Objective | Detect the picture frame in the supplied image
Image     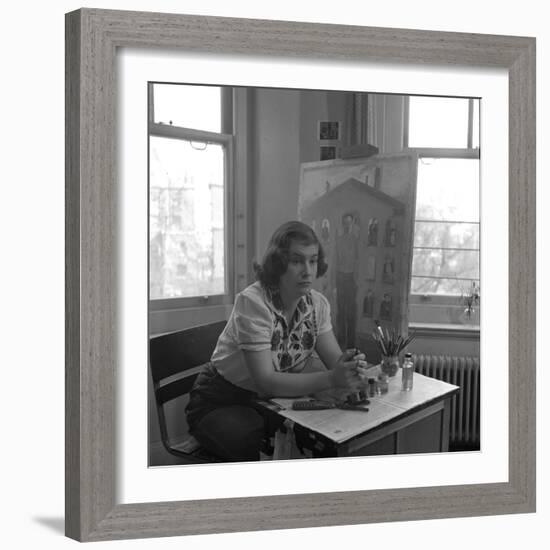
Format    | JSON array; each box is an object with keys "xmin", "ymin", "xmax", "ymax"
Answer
[
  {"xmin": 65, "ymin": 8, "xmax": 536, "ymax": 542},
  {"xmin": 318, "ymin": 120, "xmax": 341, "ymax": 141},
  {"xmin": 320, "ymin": 145, "xmax": 337, "ymax": 160}
]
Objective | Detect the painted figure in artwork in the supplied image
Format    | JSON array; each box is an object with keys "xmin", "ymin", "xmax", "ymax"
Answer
[
  {"xmin": 384, "ymin": 218, "xmax": 397, "ymax": 247},
  {"xmin": 382, "ymin": 255, "xmax": 395, "ymax": 284},
  {"xmin": 367, "ymin": 217, "xmax": 379, "ymax": 246},
  {"xmin": 335, "ymin": 212, "xmax": 359, "ymax": 349},
  {"xmin": 379, "ymin": 292, "xmax": 393, "ymax": 321},
  {"xmin": 321, "ymin": 218, "xmax": 330, "ymax": 242},
  {"xmin": 363, "ymin": 289, "xmax": 374, "ymax": 317}
]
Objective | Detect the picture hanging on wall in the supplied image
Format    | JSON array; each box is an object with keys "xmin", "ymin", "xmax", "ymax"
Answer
[
  {"xmin": 319, "ymin": 120, "xmax": 340, "ymax": 140},
  {"xmin": 320, "ymin": 146, "xmax": 337, "ymax": 161}
]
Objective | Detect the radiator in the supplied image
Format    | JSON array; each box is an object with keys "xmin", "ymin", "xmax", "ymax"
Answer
[{"xmin": 413, "ymin": 354, "xmax": 480, "ymax": 448}]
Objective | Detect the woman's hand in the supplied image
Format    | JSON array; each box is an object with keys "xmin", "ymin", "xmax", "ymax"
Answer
[{"xmin": 329, "ymin": 349, "xmax": 368, "ymax": 390}]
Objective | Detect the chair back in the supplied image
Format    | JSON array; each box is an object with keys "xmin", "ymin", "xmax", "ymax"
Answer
[
  {"xmin": 149, "ymin": 320, "xmax": 227, "ymax": 460},
  {"xmin": 149, "ymin": 320, "xmax": 227, "ymax": 404}
]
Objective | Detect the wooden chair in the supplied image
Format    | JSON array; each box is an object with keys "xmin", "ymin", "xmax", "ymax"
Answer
[{"xmin": 149, "ymin": 320, "xmax": 227, "ymax": 464}]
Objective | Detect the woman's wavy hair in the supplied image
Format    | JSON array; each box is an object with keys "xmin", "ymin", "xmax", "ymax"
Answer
[{"xmin": 254, "ymin": 221, "xmax": 328, "ymax": 289}]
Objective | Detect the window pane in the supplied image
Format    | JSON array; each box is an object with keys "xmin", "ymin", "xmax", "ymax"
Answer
[
  {"xmin": 153, "ymin": 84, "xmax": 221, "ymax": 132},
  {"xmin": 415, "ymin": 158, "xmax": 479, "ymax": 222},
  {"xmin": 414, "ymin": 221, "xmax": 479, "ymax": 249},
  {"xmin": 472, "ymin": 99, "xmax": 480, "ymax": 149},
  {"xmin": 149, "ymin": 136, "xmax": 225, "ymax": 299},
  {"xmin": 412, "ymin": 249, "xmax": 479, "ymax": 279},
  {"xmin": 408, "ymin": 96, "xmax": 469, "ymax": 148},
  {"xmin": 411, "ymin": 277, "xmax": 478, "ymax": 296}
]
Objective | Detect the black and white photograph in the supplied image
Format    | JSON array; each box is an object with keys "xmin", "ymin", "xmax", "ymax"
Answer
[
  {"xmin": 320, "ymin": 145, "xmax": 337, "ymax": 160},
  {"xmin": 3, "ymin": 0, "xmax": 540, "ymax": 547},
  {"xmin": 319, "ymin": 120, "xmax": 340, "ymax": 140},
  {"xmin": 148, "ymin": 83, "xmax": 481, "ymax": 466}
]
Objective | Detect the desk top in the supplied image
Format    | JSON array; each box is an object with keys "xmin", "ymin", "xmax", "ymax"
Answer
[{"xmin": 268, "ymin": 368, "xmax": 459, "ymax": 444}]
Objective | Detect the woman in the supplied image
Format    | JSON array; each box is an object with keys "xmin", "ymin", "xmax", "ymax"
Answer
[{"xmin": 186, "ymin": 221, "xmax": 367, "ymax": 462}]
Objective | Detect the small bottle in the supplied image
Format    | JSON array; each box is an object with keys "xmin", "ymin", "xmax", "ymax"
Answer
[
  {"xmin": 347, "ymin": 391, "xmax": 361, "ymax": 404},
  {"xmin": 377, "ymin": 373, "xmax": 389, "ymax": 395},
  {"xmin": 401, "ymin": 352, "xmax": 414, "ymax": 391},
  {"xmin": 367, "ymin": 378, "xmax": 377, "ymax": 398}
]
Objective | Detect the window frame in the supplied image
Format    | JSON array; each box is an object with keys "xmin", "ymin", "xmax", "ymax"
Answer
[
  {"xmin": 403, "ymin": 96, "xmax": 480, "ymax": 319},
  {"xmin": 148, "ymin": 83, "xmax": 235, "ymax": 310}
]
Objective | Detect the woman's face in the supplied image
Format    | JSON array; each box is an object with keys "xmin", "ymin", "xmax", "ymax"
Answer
[{"xmin": 278, "ymin": 240, "xmax": 319, "ymax": 301}]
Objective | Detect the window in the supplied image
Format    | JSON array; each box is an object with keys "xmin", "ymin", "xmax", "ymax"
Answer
[
  {"xmin": 148, "ymin": 83, "xmax": 233, "ymax": 307},
  {"xmin": 405, "ymin": 96, "xmax": 480, "ymax": 326}
]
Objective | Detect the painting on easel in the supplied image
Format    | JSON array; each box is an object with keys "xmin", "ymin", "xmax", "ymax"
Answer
[{"xmin": 299, "ymin": 154, "xmax": 417, "ymax": 362}]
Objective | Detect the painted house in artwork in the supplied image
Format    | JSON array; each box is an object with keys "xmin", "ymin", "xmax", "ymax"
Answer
[{"xmin": 301, "ymin": 177, "xmax": 408, "ymax": 361}]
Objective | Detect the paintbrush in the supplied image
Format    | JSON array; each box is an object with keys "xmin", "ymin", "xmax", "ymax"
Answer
[{"xmin": 372, "ymin": 320, "xmax": 416, "ymax": 357}]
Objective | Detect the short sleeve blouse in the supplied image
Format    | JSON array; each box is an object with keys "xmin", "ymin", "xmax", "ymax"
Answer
[{"xmin": 211, "ymin": 282, "xmax": 332, "ymax": 391}]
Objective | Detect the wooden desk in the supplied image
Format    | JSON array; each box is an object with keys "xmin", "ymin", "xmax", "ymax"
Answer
[{"xmin": 265, "ymin": 368, "xmax": 459, "ymax": 458}]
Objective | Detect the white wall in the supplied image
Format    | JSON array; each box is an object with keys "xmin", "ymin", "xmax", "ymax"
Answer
[
  {"xmin": 253, "ymin": 88, "xmax": 302, "ymax": 256},
  {"xmin": 4, "ymin": 1, "xmax": 547, "ymax": 550}
]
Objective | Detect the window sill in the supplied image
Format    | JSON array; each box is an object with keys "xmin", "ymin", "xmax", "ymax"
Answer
[
  {"xmin": 409, "ymin": 322, "xmax": 480, "ymax": 339},
  {"xmin": 149, "ymin": 296, "xmax": 231, "ymax": 311}
]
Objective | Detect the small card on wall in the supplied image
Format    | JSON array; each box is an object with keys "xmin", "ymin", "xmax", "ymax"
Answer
[
  {"xmin": 320, "ymin": 146, "xmax": 337, "ymax": 161},
  {"xmin": 318, "ymin": 120, "xmax": 340, "ymax": 140}
]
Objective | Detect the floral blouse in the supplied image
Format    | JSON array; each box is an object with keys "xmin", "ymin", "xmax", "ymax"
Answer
[{"xmin": 210, "ymin": 281, "xmax": 333, "ymax": 392}]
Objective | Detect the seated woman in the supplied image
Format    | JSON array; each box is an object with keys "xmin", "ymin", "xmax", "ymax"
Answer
[{"xmin": 186, "ymin": 221, "xmax": 367, "ymax": 462}]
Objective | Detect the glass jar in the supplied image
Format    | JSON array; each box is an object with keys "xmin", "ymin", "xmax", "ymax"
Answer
[
  {"xmin": 381, "ymin": 354, "xmax": 400, "ymax": 377},
  {"xmin": 376, "ymin": 373, "xmax": 389, "ymax": 394}
]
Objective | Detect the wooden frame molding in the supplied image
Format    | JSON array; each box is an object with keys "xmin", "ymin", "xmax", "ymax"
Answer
[{"xmin": 65, "ymin": 8, "xmax": 536, "ymax": 542}]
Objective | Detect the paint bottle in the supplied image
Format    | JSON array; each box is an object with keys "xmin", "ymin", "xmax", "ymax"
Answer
[
  {"xmin": 401, "ymin": 352, "xmax": 414, "ymax": 391},
  {"xmin": 367, "ymin": 378, "xmax": 377, "ymax": 398}
]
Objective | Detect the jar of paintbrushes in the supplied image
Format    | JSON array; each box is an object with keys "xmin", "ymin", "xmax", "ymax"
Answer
[{"xmin": 371, "ymin": 320, "xmax": 416, "ymax": 377}]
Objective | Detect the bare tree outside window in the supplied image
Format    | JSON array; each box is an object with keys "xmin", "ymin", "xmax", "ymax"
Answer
[
  {"xmin": 150, "ymin": 137, "xmax": 225, "ymax": 299},
  {"xmin": 149, "ymin": 84, "xmax": 230, "ymax": 303},
  {"xmin": 407, "ymin": 97, "xmax": 480, "ymax": 300},
  {"xmin": 411, "ymin": 157, "xmax": 479, "ymax": 295}
]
